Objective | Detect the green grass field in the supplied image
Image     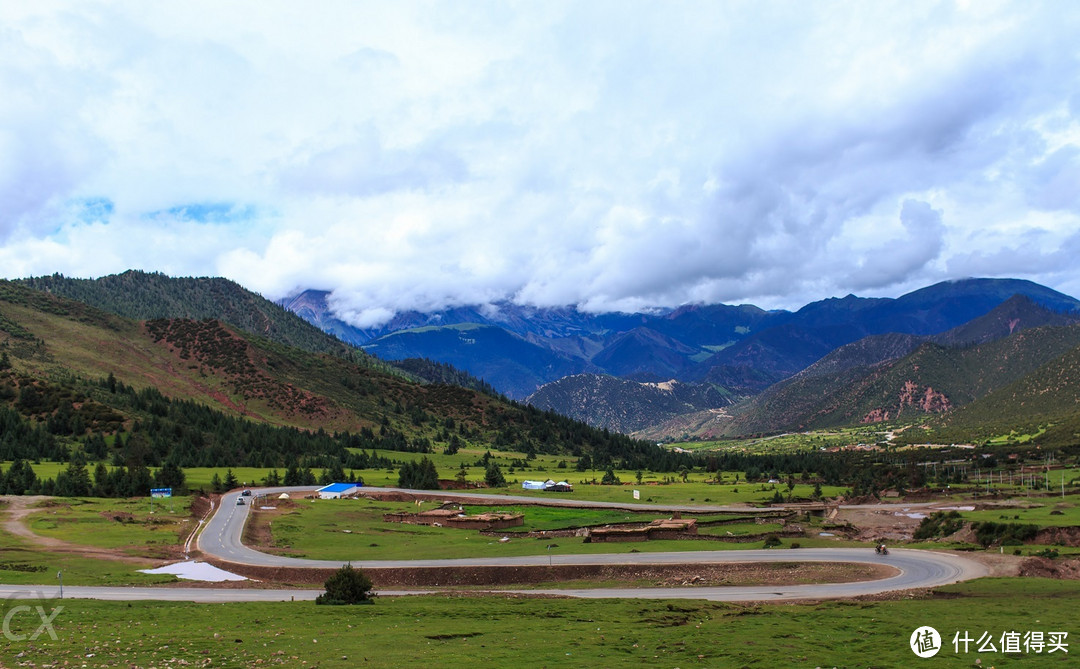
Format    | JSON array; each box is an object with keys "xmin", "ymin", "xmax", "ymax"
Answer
[
  {"xmin": 5, "ymin": 455, "xmax": 848, "ymax": 508},
  {"xmin": 697, "ymin": 521, "xmax": 785, "ymax": 537},
  {"xmin": 455, "ymin": 504, "xmax": 749, "ymax": 532},
  {"xmin": 250, "ymin": 498, "xmax": 819, "ymax": 561},
  {"xmin": 25, "ymin": 496, "xmax": 194, "ymax": 557},
  {"xmin": 3, "ymin": 578, "xmax": 1076, "ymax": 667},
  {"xmin": 0, "ymin": 496, "xmax": 194, "ymax": 586},
  {"xmin": 677, "ymin": 426, "xmax": 888, "ymax": 453},
  {"xmin": 0, "ymin": 529, "xmax": 177, "ymax": 587},
  {"xmin": 960, "ymin": 500, "xmax": 1080, "ymax": 527}
]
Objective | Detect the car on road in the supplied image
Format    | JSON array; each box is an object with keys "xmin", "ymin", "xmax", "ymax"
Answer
[
  {"xmin": 236, "ymin": 497, "xmax": 245, "ymax": 505},
  {"xmin": 241, "ymin": 489, "xmax": 252, "ymax": 496}
]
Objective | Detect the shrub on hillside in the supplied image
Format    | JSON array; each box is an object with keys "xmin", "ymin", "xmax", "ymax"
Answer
[
  {"xmin": 315, "ymin": 563, "xmax": 374, "ymax": 605},
  {"xmin": 972, "ymin": 521, "xmax": 1038, "ymax": 548},
  {"xmin": 913, "ymin": 511, "xmax": 965, "ymax": 541}
]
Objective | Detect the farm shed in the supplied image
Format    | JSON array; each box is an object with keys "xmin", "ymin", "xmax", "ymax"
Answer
[{"xmin": 316, "ymin": 482, "xmax": 363, "ymax": 499}]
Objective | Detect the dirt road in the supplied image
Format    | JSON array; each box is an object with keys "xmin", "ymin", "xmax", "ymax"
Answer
[{"xmin": 0, "ymin": 495, "xmax": 156, "ymax": 565}]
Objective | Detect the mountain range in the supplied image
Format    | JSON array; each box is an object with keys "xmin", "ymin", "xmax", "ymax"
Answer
[
  {"xmin": 15, "ymin": 272, "xmax": 1080, "ymax": 447},
  {"xmin": 277, "ymin": 278, "xmax": 1080, "ymax": 440},
  {"xmin": 281, "ymin": 279, "xmax": 1080, "ymax": 397},
  {"xmin": 0, "ymin": 277, "xmax": 673, "ymax": 472}
]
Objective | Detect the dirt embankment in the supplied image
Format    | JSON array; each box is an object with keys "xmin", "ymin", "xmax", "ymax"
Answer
[
  {"xmin": 190, "ymin": 494, "xmax": 215, "ymax": 521},
  {"xmin": 205, "ymin": 558, "xmax": 897, "ymax": 589},
  {"xmin": 239, "ymin": 498, "xmax": 305, "ymax": 556},
  {"xmin": 1018, "ymin": 556, "xmax": 1080, "ymax": 579},
  {"xmin": 1034, "ymin": 526, "xmax": 1080, "ymax": 547}
]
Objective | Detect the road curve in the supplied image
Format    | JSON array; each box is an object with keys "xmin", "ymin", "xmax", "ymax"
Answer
[
  {"xmin": 0, "ymin": 544, "xmax": 986, "ymax": 603},
  {"xmin": 187, "ymin": 486, "xmax": 988, "ymax": 602}
]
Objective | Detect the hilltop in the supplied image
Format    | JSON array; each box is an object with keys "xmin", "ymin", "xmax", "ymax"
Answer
[
  {"xmin": 15, "ymin": 271, "xmax": 488, "ymax": 390},
  {"xmin": 18, "ymin": 271, "xmax": 357, "ymax": 359}
]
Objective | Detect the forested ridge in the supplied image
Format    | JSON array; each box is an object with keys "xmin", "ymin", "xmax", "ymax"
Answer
[
  {"xmin": 0, "ymin": 279, "xmax": 705, "ymax": 495},
  {"xmin": 719, "ymin": 323, "xmax": 1080, "ymax": 444},
  {"xmin": 13, "ymin": 271, "xmax": 488, "ymax": 388},
  {"xmin": 6, "ymin": 362, "xmax": 1075, "ymax": 499},
  {"xmin": 16, "ymin": 271, "xmax": 359, "ymax": 359}
]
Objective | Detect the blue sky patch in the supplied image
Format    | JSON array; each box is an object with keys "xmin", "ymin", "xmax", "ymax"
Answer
[
  {"xmin": 147, "ymin": 202, "xmax": 258, "ymax": 224},
  {"xmin": 73, "ymin": 197, "xmax": 115, "ymax": 223}
]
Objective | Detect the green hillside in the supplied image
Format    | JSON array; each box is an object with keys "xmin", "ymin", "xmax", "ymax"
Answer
[
  {"xmin": 17, "ymin": 271, "xmax": 356, "ymax": 357},
  {"xmin": 724, "ymin": 324, "xmax": 1080, "ymax": 438},
  {"xmin": 0, "ymin": 281, "xmax": 680, "ymax": 481},
  {"xmin": 910, "ymin": 340, "xmax": 1080, "ymax": 447},
  {"xmin": 16, "ymin": 271, "xmax": 517, "ymax": 394}
]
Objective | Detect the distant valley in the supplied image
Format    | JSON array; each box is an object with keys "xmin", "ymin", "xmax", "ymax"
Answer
[{"xmin": 279, "ymin": 279, "xmax": 1080, "ymax": 442}]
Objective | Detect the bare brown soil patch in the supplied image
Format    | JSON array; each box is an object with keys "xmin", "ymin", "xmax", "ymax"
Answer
[
  {"xmin": 835, "ymin": 506, "xmax": 926, "ymax": 541},
  {"xmin": 1034, "ymin": 526, "xmax": 1080, "ymax": 547},
  {"xmin": 189, "ymin": 494, "xmax": 215, "ymax": 521},
  {"xmin": 242, "ymin": 508, "xmax": 284, "ymax": 553},
  {"xmin": 1018, "ymin": 556, "xmax": 1080, "ymax": 579},
  {"xmin": 956, "ymin": 551, "xmax": 1025, "ymax": 577}
]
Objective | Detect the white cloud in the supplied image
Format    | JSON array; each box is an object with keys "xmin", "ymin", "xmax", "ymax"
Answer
[{"xmin": 0, "ymin": 0, "xmax": 1078, "ymax": 323}]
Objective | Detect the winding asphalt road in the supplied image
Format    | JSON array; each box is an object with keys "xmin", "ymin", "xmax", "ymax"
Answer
[
  {"xmin": 197, "ymin": 486, "xmax": 986, "ymax": 600},
  {"xmin": 0, "ymin": 487, "xmax": 988, "ymax": 603}
]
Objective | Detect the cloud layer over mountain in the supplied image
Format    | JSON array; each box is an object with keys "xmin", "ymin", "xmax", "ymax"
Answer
[{"xmin": 1, "ymin": 1, "xmax": 1078, "ymax": 325}]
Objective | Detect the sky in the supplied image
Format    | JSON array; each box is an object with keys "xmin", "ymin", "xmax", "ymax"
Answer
[{"xmin": 1, "ymin": 1, "xmax": 1079, "ymax": 327}]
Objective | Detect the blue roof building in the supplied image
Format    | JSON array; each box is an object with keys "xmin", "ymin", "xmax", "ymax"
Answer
[{"xmin": 316, "ymin": 482, "xmax": 362, "ymax": 499}]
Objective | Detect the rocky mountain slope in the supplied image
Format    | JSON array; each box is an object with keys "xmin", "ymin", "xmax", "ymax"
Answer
[{"xmin": 526, "ymin": 375, "xmax": 736, "ymax": 433}]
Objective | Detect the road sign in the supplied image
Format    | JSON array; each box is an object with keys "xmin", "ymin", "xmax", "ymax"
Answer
[{"xmin": 150, "ymin": 488, "xmax": 172, "ymax": 498}]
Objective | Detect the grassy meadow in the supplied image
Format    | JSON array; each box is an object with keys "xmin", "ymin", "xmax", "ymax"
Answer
[
  {"xmin": 6, "ymin": 448, "xmax": 849, "ymax": 506},
  {"xmin": 247, "ymin": 497, "xmax": 818, "ymax": 561},
  {"xmin": 673, "ymin": 426, "xmax": 888, "ymax": 453},
  {"xmin": 0, "ymin": 529, "xmax": 177, "ymax": 587},
  {"xmin": 26, "ymin": 495, "xmax": 194, "ymax": 555},
  {"xmin": 2, "ymin": 579, "xmax": 1077, "ymax": 667}
]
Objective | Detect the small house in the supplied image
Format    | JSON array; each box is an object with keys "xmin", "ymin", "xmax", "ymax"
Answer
[{"xmin": 316, "ymin": 482, "xmax": 362, "ymax": 499}]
